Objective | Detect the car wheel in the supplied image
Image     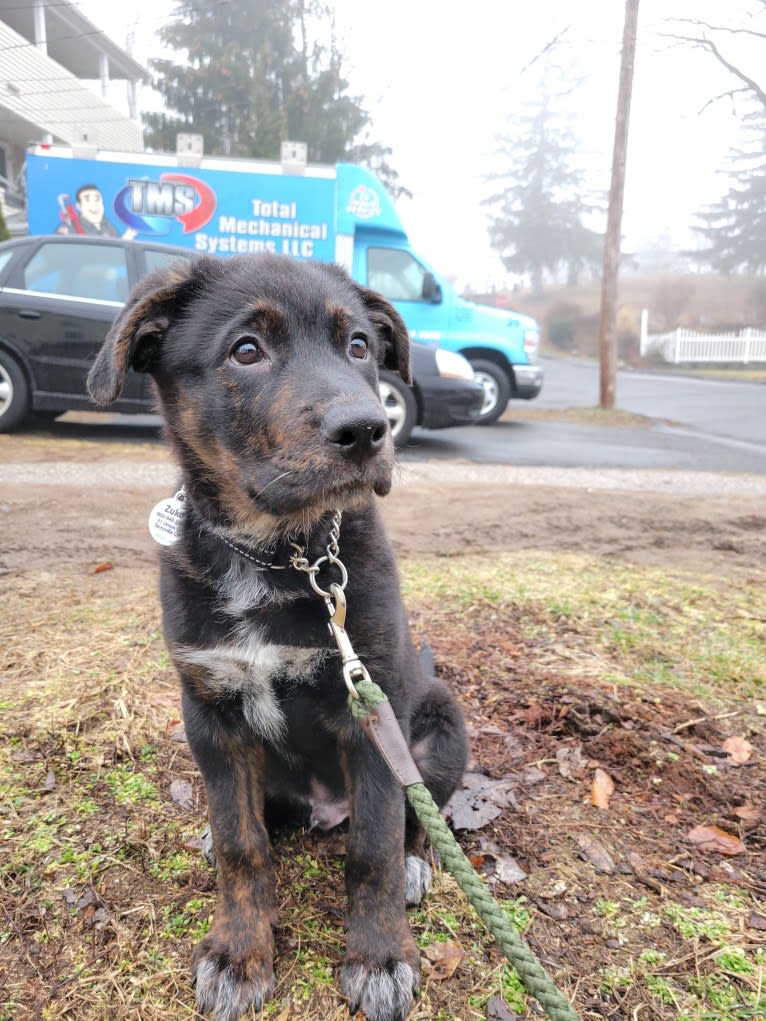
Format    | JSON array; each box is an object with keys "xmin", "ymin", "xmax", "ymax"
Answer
[
  {"xmin": 469, "ymin": 358, "xmax": 511, "ymax": 425},
  {"xmin": 378, "ymin": 372, "xmax": 417, "ymax": 447},
  {"xmin": 0, "ymin": 351, "xmax": 31, "ymax": 433}
]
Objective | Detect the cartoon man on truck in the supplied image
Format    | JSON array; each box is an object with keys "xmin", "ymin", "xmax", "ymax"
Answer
[{"xmin": 55, "ymin": 183, "xmax": 121, "ymax": 236}]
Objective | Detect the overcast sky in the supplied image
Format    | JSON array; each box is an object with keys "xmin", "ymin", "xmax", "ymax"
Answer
[{"xmin": 81, "ymin": 0, "xmax": 761, "ymax": 290}]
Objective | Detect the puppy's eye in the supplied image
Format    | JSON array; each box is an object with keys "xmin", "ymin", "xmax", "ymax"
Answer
[
  {"xmin": 348, "ymin": 335, "xmax": 368, "ymax": 360},
  {"xmin": 230, "ymin": 337, "xmax": 267, "ymax": 366}
]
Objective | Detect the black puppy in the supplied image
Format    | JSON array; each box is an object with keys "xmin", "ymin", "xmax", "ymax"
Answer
[{"xmin": 88, "ymin": 253, "xmax": 468, "ymax": 1021}]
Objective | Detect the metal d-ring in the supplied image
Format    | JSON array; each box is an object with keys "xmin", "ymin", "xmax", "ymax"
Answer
[{"xmin": 304, "ymin": 554, "xmax": 348, "ymax": 601}]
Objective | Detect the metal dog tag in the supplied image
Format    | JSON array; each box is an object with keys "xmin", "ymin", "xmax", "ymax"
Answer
[{"xmin": 148, "ymin": 490, "xmax": 186, "ymax": 546}]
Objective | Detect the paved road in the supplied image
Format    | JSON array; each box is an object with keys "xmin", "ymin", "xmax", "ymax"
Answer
[
  {"xmin": 537, "ymin": 357, "xmax": 766, "ymax": 445},
  {"xmin": 403, "ymin": 358, "xmax": 766, "ymax": 473},
  {"xmin": 405, "ymin": 417, "xmax": 766, "ymax": 473}
]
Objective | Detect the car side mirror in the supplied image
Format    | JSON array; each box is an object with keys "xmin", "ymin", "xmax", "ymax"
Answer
[{"xmin": 422, "ymin": 272, "xmax": 442, "ymax": 304}]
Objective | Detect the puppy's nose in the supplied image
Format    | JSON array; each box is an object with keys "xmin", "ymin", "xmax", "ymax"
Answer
[{"xmin": 323, "ymin": 404, "xmax": 389, "ymax": 461}]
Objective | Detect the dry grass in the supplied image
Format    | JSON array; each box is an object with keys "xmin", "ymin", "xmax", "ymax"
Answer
[{"xmin": 501, "ymin": 405, "xmax": 654, "ymax": 428}]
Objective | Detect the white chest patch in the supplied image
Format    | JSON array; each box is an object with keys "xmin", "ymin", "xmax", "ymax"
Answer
[
  {"xmin": 173, "ymin": 633, "xmax": 327, "ymax": 743},
  {"xmin": 216, "ymin": 554, "xmax": 301, "ymax": 615}
]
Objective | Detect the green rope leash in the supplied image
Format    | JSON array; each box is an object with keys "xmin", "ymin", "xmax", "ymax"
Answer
[
  {"xmin": 288, "ymin": 533, "xmax": 580, "ymax": 1020},
  {"xmin": 349, "ymin": 675, "xmax": 582, "ymax": 1021}
]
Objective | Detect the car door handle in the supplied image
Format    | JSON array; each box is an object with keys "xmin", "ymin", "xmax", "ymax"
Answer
[{"xmin": 17, "ymin": 309, "xmax": 42, "ymax": 320}]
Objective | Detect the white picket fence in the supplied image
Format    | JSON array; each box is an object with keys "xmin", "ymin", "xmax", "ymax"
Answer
[{"xmin": 639, "ymin": 309, "xmax": 766, "ymax": 364}]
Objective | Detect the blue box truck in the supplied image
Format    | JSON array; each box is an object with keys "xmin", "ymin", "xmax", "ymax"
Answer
[{"xmin": 25, "ymin": 145, "xmax": 542, "ymax": 423}]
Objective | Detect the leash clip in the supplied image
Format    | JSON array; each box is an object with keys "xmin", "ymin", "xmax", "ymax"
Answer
[{"xmin": 326, "ymin": 584, "xmax": 369, "ymax": 700}]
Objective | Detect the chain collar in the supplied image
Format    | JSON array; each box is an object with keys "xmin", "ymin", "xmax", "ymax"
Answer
[{"xmin": 208, "ymin": 510, "xmax": 343, "ymax": 574}]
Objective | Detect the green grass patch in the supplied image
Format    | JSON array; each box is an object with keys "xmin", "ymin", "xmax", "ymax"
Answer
[{"xmin": 401, "ymin": 551, "xmax": 766, "ymax": 700}]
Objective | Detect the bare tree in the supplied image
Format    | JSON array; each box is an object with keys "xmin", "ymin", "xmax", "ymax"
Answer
[
  {"xmin": 660, "ymin": 4, "xmax": 766, "ymax": 112},
  {"xmin": 662, "ymin": 6, "xmax": 766, "ymax": 277}
]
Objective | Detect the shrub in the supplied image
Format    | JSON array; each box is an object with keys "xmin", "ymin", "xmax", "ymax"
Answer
[{"xmin": 544, "ymin": 302, "xmax": 583, "ymax": 351}]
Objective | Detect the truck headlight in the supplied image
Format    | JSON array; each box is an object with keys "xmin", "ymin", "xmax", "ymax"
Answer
[
  {"xmin": 435, "ymin": 348, "xmax": 475, "ymax": 380},
  {"xmin": 523, "ymin": 328, "xmax": 540, "ymax": 359}
]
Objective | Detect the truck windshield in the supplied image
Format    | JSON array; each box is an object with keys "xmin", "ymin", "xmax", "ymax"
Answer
[{"xmin": 367, "ymin": 247, "xmax": 430, "ymax": 302}]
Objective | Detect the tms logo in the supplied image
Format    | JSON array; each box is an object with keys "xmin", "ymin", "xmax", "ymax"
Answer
[{"xmin": 114, "ymin": 174, "xmax": 216, "ymax": 236}]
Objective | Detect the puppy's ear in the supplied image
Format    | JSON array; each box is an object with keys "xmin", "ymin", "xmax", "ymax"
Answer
[
  {"xmin": 87, "ymin": 261, "xmax": 197, "ymax": 405},
  {"xmin": 356, "ymin": 287, "xmax": 412, "ymax": 385}
]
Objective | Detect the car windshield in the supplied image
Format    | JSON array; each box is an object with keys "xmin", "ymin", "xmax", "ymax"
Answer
[{"xmin": 367, "ymin": 247, "xmax": 429, "ymax": 302}]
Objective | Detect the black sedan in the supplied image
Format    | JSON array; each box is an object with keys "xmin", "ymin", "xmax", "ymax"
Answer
[{"xmin": 0, "ymin": 235, "xmax": 484, "ymax": 443}]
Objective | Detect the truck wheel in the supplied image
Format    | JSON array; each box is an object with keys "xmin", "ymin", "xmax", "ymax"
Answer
[
  {"xmin": 0, "ymin": 351, "xmax": 31, "ymax": 433},
  {"xmin": 379, "ymin": 372, "xmax": 417, "ymax": 447},
  {"xmin": 470, "ymin": 358, "xmax": 511, "ymax": 425}
]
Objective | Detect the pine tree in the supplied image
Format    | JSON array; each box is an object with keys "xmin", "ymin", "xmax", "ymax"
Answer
[
  {"xmin": 484, "ymin": 93, "xmax": 602, "ymax": 295},
  {"xmin": 692, "ymin": 117, "xmax": 766, "ymax": 273},
  {"xmin": 143, "ymin": 0, "xmax": 407, "ymax": 193}
]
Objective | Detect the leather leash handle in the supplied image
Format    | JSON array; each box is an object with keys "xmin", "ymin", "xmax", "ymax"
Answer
[{"xmin": 355, "ymin": 698, "xmax": 424, "ymax": 788}]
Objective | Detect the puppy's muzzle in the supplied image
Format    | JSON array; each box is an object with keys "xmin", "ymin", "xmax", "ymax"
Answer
[{"xmin": 323, "ymin": 403, "xmax": 390, "ymax": 463}]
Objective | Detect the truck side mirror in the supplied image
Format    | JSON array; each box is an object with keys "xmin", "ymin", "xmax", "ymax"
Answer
[{"xmin": 422, "ymin": 272, "xmax": 442, "ymax": 304}]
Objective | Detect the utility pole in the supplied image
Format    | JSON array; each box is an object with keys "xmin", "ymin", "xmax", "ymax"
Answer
[{"xmin": 599, "ymin": 0, "xmax": 640, "ymax": 408}]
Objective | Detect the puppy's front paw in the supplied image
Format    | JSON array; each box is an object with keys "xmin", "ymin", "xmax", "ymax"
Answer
[
  {"xmin": 193, "ymin": 938, "xmax": 275, "ymax": 1021},
  {"xmin": 199, "ymin": 824, "xmax": 216, "ymax": 866},
  {"xmin": 404, "ymin": 854, "xmax": 432, "ymax": 907},
  {"xmin": 341, "ymin": 958, "xmax": 420, "ymax": 1021}
]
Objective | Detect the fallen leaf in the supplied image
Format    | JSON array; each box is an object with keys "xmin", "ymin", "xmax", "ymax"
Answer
[
  {"xmin": 43, "ymin": 770, "xmax": 56, "ymax": 791},
  {"xmin": 170, "ymin": 779, "xmax": 194, "ymax": 811},
  {"xmin": 521, "ymin": 765, "xmax": 547, "ymax": 785},
  {"xmin": 445, "ymin": 773, "xmax": 517, "ymax": 831},
  {"xmin": 470, "ymin": 851, "xmax": 496, "ymax": 869},
  {"xmin": 493, "ymin": 855, "xmax": 527, "ymax": 885},
  {"xmin": 556, "ymin": 744, "xmax": 585, "ymax": 779},
  {"xmin": 93, "ymin": 561, "xmax": 113, "ymax": 574},
  {"xmin": 687, "ymin": 824, "xmax": 746, "ymax": 856},
  {"xmin": 479, "ymin": 836, "xmax": 502, "ymax": 854},
  {"xmin": 628, "ymin": 851, "xmax": 663, "ymax": 894},
  {"xmin": 591, "ymin": 768, "xmax": 615, "ymax": 810},
  {"xmin": 537, "ymin": 900, "xmax": 569, "ymax": 921},
  {"xmin": 748, "ymin": 912, "xmax": 766, "ymax": 931},
  {"xmin": 423, "ymin": 939, "xmax": 465, "ymax": 981},
  {"xmin": 487, "ymin": 994, "xmax": 517, "ymax": 1020},
  {"xmin": 149, "ymin": 692, "xmax": 180, "ymax": 708},
  {"xmin": 76, "ymin": 888, "xmax": 97, "ymax": 913},
  {"xmin": 722, "ymin": 736, "xmax": 753, "ymax": 765},
  {"xmin": 573, "ymin": 833, "xmax": 616, "ymax": 874},
  {"xmin": 731, "ymin": 803, "xmax": 760, "ymax": 827},
  {"xmin": 522, "ymin": 702, "xmax": 545, "ymax": 726}
]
